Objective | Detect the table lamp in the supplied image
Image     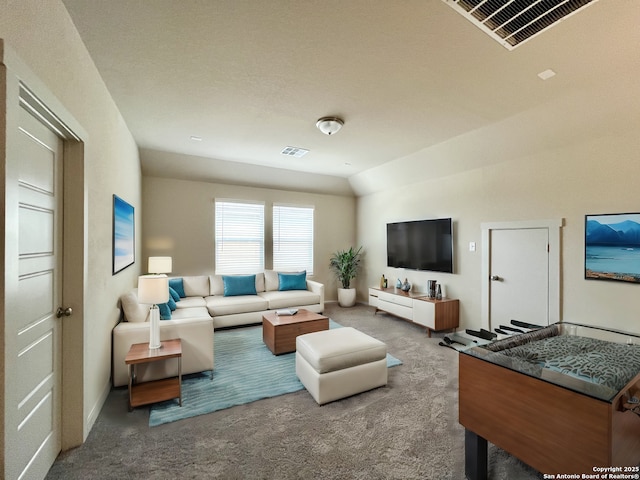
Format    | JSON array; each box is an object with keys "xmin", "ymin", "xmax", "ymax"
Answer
[
  {"xmin": 148, "ymin": 256, "xmax": 172, "ymax": 275},
  {"xmin": 137, "ymin": 274, "xmax": 169, "ymax": 349}
]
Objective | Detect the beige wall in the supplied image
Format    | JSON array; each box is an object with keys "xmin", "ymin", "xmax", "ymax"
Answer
[
  {"xmin": 356, "ymin": 130, "xmax": 640, "ymax": 335},
  {"xmin": 142, "ymin": 176, "xmax": 356, "ymax": 299},
  {"xmin": 0, "ymin": 0, "xmax": 141, "ymax": 456}
]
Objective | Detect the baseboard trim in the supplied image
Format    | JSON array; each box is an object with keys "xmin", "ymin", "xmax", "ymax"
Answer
[{"xmin": 84, "ymin": 378, "xmax": 112, "ymax": 442}]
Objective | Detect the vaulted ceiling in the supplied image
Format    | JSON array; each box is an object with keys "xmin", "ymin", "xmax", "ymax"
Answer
[{"xmin": 62, "ymin": 0, "xmax": 640, "ymax": 196}]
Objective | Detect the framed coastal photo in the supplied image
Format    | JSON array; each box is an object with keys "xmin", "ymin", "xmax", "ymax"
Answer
[
  {"xmin": 585, "ymin": 212, "xmax": 640, "ymax": 284},
  {"xmin": 112, "ymin": 195, "xmax": 135, "ymax": 275}
]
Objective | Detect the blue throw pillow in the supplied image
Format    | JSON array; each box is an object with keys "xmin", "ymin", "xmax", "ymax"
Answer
[
  {"xmin": 223, "ymin": 275, "xmax": 257, "ymax": 297},
  {"xmin": 168, "ymin": 286, "xmax": 181, "ymax": 302},
  {"xmin": 168, "ymin": 278, "xmax": 185, "ymax": 298},
  {"xmin": 167, "ymin": 296, "xmax": 177, "ymax": 311},
  {"xmin": 278, "ymin": 271, "xmax": 307, "ymax": 291},
  {"xmin": 158, "ymin": 303, "xmax": 172, "ymax": 320}
]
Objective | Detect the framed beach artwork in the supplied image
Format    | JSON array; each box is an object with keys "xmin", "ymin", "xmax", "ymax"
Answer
[
  {"xmin": 585, "ymin": 212, "xmax": 640, "ymax": 284},
  {"xmin": 112, "ymin": 195, "xmax": 135, "ymax": 275}
]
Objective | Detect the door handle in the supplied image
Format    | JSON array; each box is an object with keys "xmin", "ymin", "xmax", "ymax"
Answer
[
  {"xmin": 56, "ymin": 306, "xmax": 73, "ymax": 318},
  {"xmin": 490, "ymin": 275, "xmax": 502, "ymax": 281}
]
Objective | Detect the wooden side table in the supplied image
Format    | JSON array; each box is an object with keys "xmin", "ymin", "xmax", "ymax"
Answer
[{"xmin": 125, "ymin": 338, "xmax": 182, "ymax": 411}]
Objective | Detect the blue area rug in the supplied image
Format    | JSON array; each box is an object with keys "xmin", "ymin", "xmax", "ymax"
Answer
[{"xmin": 149, "ymin": 320, "xmax": 402, "ymax": 426}]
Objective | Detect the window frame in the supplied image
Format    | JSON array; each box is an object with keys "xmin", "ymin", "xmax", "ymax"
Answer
[
  {"xmin": 214, "ymin": 199, "xmax": 265, "ymax": 275},
  {"xmin": 272, "ymin": 203, "xmax": 314, "ymax": 275}
]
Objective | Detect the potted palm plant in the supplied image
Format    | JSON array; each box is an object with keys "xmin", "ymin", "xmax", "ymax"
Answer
[{"xmin": 329, "ymin": 246, "xmax": 363, "ymax": 307}]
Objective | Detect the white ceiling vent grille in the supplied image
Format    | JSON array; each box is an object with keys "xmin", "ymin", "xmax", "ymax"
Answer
[
  {"xmin": 281, "ymin": 146, "xmax": 309, "ymax": 158},
  {"xmin": 443, "ymin": 0, "xmax": 599, "ymax": 50}
]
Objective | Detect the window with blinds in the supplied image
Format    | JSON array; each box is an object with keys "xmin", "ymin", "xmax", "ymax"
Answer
[
  {"xmin": 273, "ymin": 204, "xmax": 314, "ymax": 275},
  {"xmin": 215, "ymin": 200, "xmax": 265, "ymax": 274}
]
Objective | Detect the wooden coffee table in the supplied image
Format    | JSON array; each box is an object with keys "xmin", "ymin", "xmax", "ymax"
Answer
[
  {"xmin": 262, "ymin": 309, "xmax": 329, "ymax": 355},
  {"xmin": 125, "ymin": 338, "xmax": 182, "ymax": 411}
]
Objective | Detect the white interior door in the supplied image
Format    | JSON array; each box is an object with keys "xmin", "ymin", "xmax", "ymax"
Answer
[
  {"xmin": 7, "ymin": 106, "xmax": 63, "ymax": 480},
  {"xmin": 489, "ymin": 228, "xmax": 550, "ymax": 330}
]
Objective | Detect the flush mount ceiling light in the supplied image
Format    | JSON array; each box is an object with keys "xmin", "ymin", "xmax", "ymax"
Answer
[{"xmin": 316, "ymin": 116, "xmax": 344, "ymax": 135}]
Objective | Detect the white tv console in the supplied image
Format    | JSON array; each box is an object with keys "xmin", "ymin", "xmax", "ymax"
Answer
[{"xmin": 368, "ymin": 287, "xmax": 459, "ymax": 337}]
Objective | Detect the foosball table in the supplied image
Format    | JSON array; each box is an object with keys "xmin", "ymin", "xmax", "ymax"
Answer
[{"xmin": 458, "ymin": 322, "xmax": 640, "ymax": 479}]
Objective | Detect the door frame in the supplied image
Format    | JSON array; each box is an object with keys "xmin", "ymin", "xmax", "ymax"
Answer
[
  {"xmin": 18, "ymin": 85, "xmax": 87, "ymax": 451},
  {"xmin": 1, "ymin": 39, "xmax": 87, "ymax": 474},
  {"xmin": 480, "ymin": 219, "xmax": 563, "ymax": 331}
]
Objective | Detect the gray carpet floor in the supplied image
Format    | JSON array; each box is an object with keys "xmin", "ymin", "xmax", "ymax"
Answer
[{"xmin": 46, "ymin": 303, "xmax": 541, "ymax": 479}]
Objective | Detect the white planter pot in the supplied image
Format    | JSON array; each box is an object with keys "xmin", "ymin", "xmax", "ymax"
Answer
[{"xmin": 337, "ymin": 288, "xmax": 357, "ymax": 307}]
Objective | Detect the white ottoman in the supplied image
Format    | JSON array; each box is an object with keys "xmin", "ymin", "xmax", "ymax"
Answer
[{"xmin": 295, "ymin": 327, "xmax": 387, "ymax": 405}]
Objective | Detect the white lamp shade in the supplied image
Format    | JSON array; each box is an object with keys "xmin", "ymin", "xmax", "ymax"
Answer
[
  {"xmin": 137, "ymin": 275, "xmax": 169, "ymax": 304},
  {"xmin": 148, "ymin": 256, "xmax": 172, "ymax": 274}
]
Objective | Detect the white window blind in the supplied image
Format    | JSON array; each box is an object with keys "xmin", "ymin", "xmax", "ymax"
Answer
[
  {"xmin": 215, "ymin": 200, "xmax": 264, "ymax": 274},
  {"xmin": 273, "ymin": 204, "xmax": 314, "ymax": 275}
]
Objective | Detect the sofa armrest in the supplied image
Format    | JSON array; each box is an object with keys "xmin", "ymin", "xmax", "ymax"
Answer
[
  {"xmin": 112, "ymin": 316, "xmax": 214, "ymax": 387},
  {"xmin": 306, "ymin": 279, "xmax": 325, "ymax": 312}
]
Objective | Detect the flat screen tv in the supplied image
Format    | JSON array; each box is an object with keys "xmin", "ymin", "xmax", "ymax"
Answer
[{"xmin": 387, "ymin": 218, "xmax": 453, "ymax": 273}]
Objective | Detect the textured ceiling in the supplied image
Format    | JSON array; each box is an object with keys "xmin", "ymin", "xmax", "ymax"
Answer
[{"xmin": 62, "ymin": 0, "xmax": 640, "ymax": 196}]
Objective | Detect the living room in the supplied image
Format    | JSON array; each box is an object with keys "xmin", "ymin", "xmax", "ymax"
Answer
[{"xmin": 1, "ymin": 1, "xmax": 639, "ymax": 479}]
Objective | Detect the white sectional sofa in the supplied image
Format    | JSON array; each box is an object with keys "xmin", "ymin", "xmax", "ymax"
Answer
[{"xmin": 112, "ymin": 271, "xmax": 324, "ymax": 387}]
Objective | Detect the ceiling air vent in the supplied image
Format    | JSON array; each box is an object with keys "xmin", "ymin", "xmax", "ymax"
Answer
[
  {"xmin": 281, "ymin": 146, "xmax": 309, "ymax": 158},
  {"xmin": 443, "ymin": 0, "xmax": 600, "ymax": 50}
]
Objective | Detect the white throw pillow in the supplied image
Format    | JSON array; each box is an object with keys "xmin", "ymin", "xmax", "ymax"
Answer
[
  {"xmin": 255, "ymin": 272, "xmax": 265, "ymax": 292},
  {"xmin": 209, "ymin": 275, "xmax": 224, "ymax": 296},
  {"xmin": 183, "ymin": 275, "xmax": 209, "ymax": 297},
  {"xmin": 120, "ymin": 290, "xmax": 149, "ymax": 323},
  {"xmin": 264, "ymin": 270, "xmax": 279, "ymax": 291}
]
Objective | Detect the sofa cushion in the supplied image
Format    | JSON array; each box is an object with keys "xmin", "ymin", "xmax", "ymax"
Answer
[
  {"xmin": 169, "ymin": 287, "xmax": 181, "ymax": 302},
  {"xmin": 266, "ymin": 270, "xmax": 304, "ymax": 291},
  {"xmin": 206, "ymin": 295, "xmax": 269, "ymax": 316},
  {"xmin": 223, "ymin": 275, "xmax": 257, "ymax": 296},
  {"xmin": 120, "ymin": 290, "xmax": 149, "ymax": 323},
  {"xmin": 257, "ymin": 290, "xmax": 320, "ymax": 310},
  {"xmin": 158, "ymin": 303, "xmax": 172, "ymax": 320},
  {"xmin": 264, "ymin": 270, "xmax": 279, "ymax": 291},
  {"xmin": 183, "ymin": 276, "xmax": 210, "ymax": 297},
  {"xmin": 170, "ymin": 306, "xmax": 211, "ymax": 320},
  {"xmin": 255, "ymin": 272, "xmax": 265, "ymax": 292},
  {"xmin": 168, "ymin": 278, "xmax": 186, "ymax": 298},
  {"xmin": 174, "ymin": 296, "xmax": 207, "ymax": 309},
  {"xmin": 209, "ymin": 275, "xmax": 224, "ymax": 296},
  {"xmin": 211, "ymin": 273, "xmax": 265, "ymax": 295},
  {"xmin": 167, "ymin": 296, "xmax": 177, "ymax": 311},
  {"xmin": 279, "ymin": 271, "xmax": 307, "ymax": 291}
]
